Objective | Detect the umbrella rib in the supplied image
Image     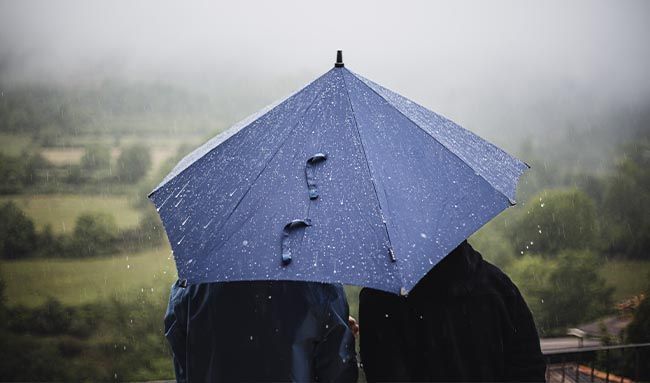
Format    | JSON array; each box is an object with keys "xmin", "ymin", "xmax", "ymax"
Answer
[
  {"xmin": 150, "ymin": 70, "xmax": 334, "ymax": 197},
  {"xmin": 339, "ymin": 69, "xmax": 404, "ymax": 287},
  {"xmin": 347, "ymin": 70, "xmax": 519, "ymax": 205},
  {"xmin": 204, "ymin": 79, "xmax": 329, "ymax": 251}
]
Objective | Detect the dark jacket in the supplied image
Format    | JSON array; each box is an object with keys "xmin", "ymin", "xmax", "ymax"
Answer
[
  {"xmin": 359, "ymin": 241, "xmax": 545, "ymax": 382},
  {"xmin": 164, "ymin": 280, "xmax": 358, "ymax": 383}
]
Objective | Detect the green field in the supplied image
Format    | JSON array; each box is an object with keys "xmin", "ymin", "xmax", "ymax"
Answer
[
  {"xmin": 0, "ymin": 133, "xmax": 33, "ymax": 156},
  {"xmin": 0, "ymin": 194, "xmax": 142, "ymax": 233},
  {"xmin": 0, "ymin": 246, "xmax": 176, "ymax": 307},
  {"xmin": 1, "ymin": 248, "xmax": 646, "ymax": 310}
]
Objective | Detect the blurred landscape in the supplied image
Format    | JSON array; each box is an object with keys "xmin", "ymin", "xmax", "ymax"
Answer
[{"xmin": 0, "ymin": 0, "xmax": 649, "ymax": 381}]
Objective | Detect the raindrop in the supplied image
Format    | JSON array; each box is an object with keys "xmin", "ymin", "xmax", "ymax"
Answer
[
  {"xmin": 249, "ymin": 335, "xmax": 253, "ymax": 341},
  {"xmin": 385, "ymin": 313, "xmax": 389, "ymax": 318},
  {"xmin": 126, "ymin": 264, "xmax": 130, "ymax": 269},
  {"xmin": 420, "ymin": 233, "xmax": 427, "ymax": 239},
  {"xmin": 540, "ymin": 203, "xmax": 545, "ymax": 208},
  {"xmin": 268, "ymin": 295, "xmax": 272, "ymax": 299},
  {"xmin": 242, "ymin": 240, "xmax": 249, "ymax": 246}
]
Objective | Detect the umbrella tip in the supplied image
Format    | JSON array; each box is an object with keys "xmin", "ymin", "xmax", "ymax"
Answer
[{"xmin": 335, "ymin": 50, "xmax": 344, "ymax": 68}]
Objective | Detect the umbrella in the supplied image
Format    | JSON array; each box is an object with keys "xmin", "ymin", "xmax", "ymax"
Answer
[{"xmin": 149, "ymin": 51, "xmax": 528, "ymax": 295}]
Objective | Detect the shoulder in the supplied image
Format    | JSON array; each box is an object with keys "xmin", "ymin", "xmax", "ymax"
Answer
[{"xmin": 473, "ymin": 258, "xmax": 521, "ymax": 299}]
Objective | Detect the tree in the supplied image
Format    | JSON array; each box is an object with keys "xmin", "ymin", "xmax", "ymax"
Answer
[
  {"xmin": 511, "ymin": 189, "xmax": 598, "ymax": 255},
  {"xmin": 69, "ymin": 213, "xmax": 118, "ymax": 257},
  {"xmin": 80, "ymin": 144, "xmax": 111, "ymax": 171},
  {"xmin": 0, "ymin": 154, "xmax": 26, "ymax": 194},
  {"xmin": 22, "ymin": 152, "xmax": 51, "ymax": 186},
  {"xmin": 600, "ymin": 139, "xmax": 650, "ymax": 258},
  {"xmin": 625, "ymin": 282, "xmax": 650, "ymax": 380},
  {"xmin": 0, "ymin": 202, "xmax": 37, "ymax": 259},
  {"xmin": 116, "ymin": 144, "xmax": 151, "ymax": 183},
  {"xmin": 507, "ymin": 251, "xmax": 613, "ymax": 335}
]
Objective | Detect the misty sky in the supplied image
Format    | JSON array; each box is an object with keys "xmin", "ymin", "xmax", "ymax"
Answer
[{"xmin": 1, "ymin": 0, "xmax": 649, "ymax": 146}]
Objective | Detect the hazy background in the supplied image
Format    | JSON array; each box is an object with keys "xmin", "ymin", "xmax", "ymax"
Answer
[
  {"xmin": 1, "ymin": 1, "xmax": 649, "ymax": 381},
  {"xmin": 2, "ymin": 0, "xmax": 649, "ymax": 150}
]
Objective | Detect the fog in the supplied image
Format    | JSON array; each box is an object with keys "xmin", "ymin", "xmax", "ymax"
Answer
[{"xmin": 1, "ymin": 0, "xmax": 649, "ymax": 149}]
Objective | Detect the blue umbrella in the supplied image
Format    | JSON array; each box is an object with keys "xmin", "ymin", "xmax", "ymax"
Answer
[{"xmin": 149, "ymin": 51, "xmax": 528, "ymax": 295}]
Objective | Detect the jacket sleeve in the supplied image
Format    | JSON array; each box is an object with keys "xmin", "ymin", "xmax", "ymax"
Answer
[
  {"xmin": 358, "ymin": 288, "xmax": 410, "ymax": 383},
  {"xmin": 504, "ymin": 288, "xmax": 547, "ymax": 382},
  {"xmin": 164, "ymin": 280, "xmax": 190, "ymax": 383},
  {"xmin": 313, "ymin": 285, "xmax": 359, "ymax": 383}
]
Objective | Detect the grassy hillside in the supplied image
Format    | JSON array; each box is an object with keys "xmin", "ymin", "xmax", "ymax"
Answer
[
  {"xmin": 0, "ymin": 246, "xmax": 176, "ymax": 307},
  {"xmin": 0, "ymin": 194, "xmax": 142, "ymax": 233},
  {"xmin": 1, "ymin": 246, "xmax": 646, "ymax": 311},
  {"xmin": 0, "ymin": 133, "xmax": 33, "ymax": 156}
]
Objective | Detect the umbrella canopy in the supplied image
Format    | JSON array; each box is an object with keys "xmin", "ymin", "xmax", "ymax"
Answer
[{"xmin": 149, "ymin": 52, "xmax": 528, "ymax": 295}]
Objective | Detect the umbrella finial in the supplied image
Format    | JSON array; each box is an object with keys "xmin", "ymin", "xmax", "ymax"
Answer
[{"xmin": 335, "ymin": 50, "xmax": 344, "ymax": 68}]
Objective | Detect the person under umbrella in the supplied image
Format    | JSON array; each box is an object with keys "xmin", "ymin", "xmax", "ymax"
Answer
[
  {"xmin": 164, "ymin": 279, "xmax": 358, "ymax": 382},
  {"xmin": 358, "ymin": 240, "xmax": 546, "ymax": 382}
]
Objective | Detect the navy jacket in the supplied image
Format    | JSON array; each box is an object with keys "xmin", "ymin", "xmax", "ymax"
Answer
[
  {"xmin": 164, "ymin": 280, "xmax": 358, "ymax": 382},
  {"xmin": 359, "ymin": 241, "xmax": 546, "ymax": 382}
]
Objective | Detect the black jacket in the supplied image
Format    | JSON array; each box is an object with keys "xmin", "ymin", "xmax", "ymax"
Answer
[
  {"xmin": 359, "ymin": 241, "xmax": 545, "ymax": 382},
  {"xmin": 165, "ymin": 280, "xmax": 358, "ymax": 383}
]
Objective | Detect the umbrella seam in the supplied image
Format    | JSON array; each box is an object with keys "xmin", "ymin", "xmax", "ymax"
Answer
[
  {"xmin": 149, "ymin": 69, "xmax": 335, "ymax": 197},
  {"xmin": 347, "ymin": 70, "xmax": 520, "ymax": 205},
  {"xmin": 339, "ymin": 68, "xmax": 405, "ymax": 291},
  {"xmin": 198, "ymin": 75, "xmax": 331, "ymax": 263}
]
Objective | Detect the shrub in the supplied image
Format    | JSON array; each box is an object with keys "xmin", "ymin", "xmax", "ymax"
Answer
[
  {"xmin": 69, "ymin": 212, "xmax": 118, "ymax": 257},
  {"xmin": 117, "ymin": 144, "xmax": 151, "ymax": 183},
  {"xmin": 81, "ymin": 144, "xmax": 111, "ymax": 171},
  {"xmin": 0, "ymin": 201, "xmax": 37, "ymax": 259}
]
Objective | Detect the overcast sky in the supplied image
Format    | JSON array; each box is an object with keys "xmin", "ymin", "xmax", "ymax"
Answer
[{"xmin": 1, "ymin": 0, "xmax": 649, "ymax": 145}]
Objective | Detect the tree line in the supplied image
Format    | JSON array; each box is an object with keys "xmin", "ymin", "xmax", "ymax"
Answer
[
  {"xmin": 0, "ymin": 143, "xmax": 152, "ymax": 194},
  {"xmin": 473, "ymin": 138, "xmax": 650, "ymax": 336},
  {"xmin": 0, "ymin": 202, "xmax": 164, "ymax": 259}
]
